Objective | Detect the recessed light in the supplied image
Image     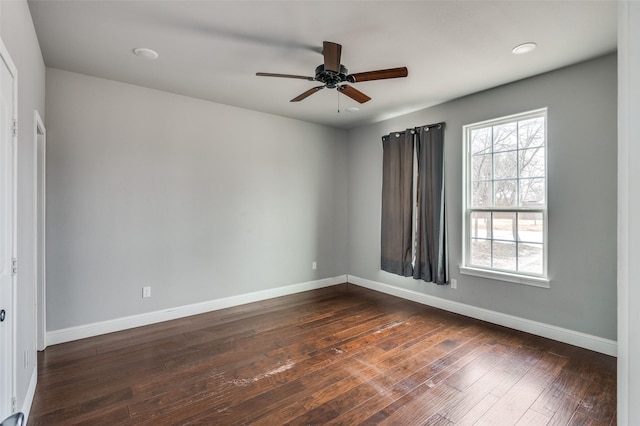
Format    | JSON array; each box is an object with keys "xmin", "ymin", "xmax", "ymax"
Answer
[
  {"xmin": 512, "ymin": 42, "xmax": 537, "ymax": 55},
  {"xmin": 133, "ymin": 47, "xmax": 159, "ymax": 60},
  {"xmin": 345, "ymin": 107, "xmax": 360, "ymax": 113}
]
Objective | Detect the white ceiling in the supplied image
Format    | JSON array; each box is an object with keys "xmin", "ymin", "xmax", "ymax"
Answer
[{"xmin": 28, "ymin": 0, "xmax": 617, "ymax": 129}]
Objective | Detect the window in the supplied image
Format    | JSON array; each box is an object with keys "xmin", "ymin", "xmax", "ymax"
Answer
[{"xmin": 461, "ymin": 109, "xmax": 548, "ymax": 286}]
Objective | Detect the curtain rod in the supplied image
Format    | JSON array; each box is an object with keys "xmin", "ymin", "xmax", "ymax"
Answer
[{"xmin": 385, "ymin": 122, "xmax": 446, "ymax": 138}]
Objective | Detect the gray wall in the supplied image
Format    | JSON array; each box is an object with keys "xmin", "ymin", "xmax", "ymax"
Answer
[
  {"xmin": 46, "ymin": 55, "xmax": 618, "ymax": 341},
  {"xmin": 45, "ymin": 68, "xmax": 348, "ymax": 330},
  {"xmin": 0, "ymin": 0, "xmax": 46, "ymax": 413},
  {"xmin": 347, "ymin": 54, "xmax": 617, "ymax": 341}
]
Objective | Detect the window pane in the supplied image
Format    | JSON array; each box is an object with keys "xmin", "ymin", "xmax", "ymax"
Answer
[
  {"xmin": 518, "ymin": 242, "xmax": 543, "ymax": 274},
  {"xmin": 494, "ymin": 151, "xmax": 517, "ymax": 179},
  {"xmin": 471, "ymin": 211, "xmax": 491, "ymax": 238},
  {"xmin": 519, "ymin": 147, "xmax": 545, "ymax": 178},
  {"xmin": 494, "ymin": 180, "xmax": 517, "ymax": 206},
  {"xmin": 493, "ymin": 241, "xmax": 516, "ymax": 271},
  {"xmin": 519, "ymin": 178, "xmax": 545, "ymax": 206},
  {"xmin": 471, "ymin": 239, "xmax": 491, "ymax": 267},
  {"xmin": 471, "ymin": 154, "xmax": 492, "ymax": 181},
  {"xmin": 464, "ymin": 110, "xmax": 546, "ymax": 280},
  {"xmin": 518, "ymin": 117, "xmax": 545, "ymax": 149},
  {"xmin": 471, "ymin": 127, "xmax": 492, "ymax": 155},
  {"xmin": 518, "ymin": 212, "xmax": 543, "ymax": 243},
  {"xmin": 472, "ymin": 181, "xmax": 492, "ymax": 207},
  {"xmin": 493, "ymin": 212, "xmax": 516, "ymax": 241},
  {"xmin": 493, "ymin": 122, "xmax": 517, "ymax": 152}
]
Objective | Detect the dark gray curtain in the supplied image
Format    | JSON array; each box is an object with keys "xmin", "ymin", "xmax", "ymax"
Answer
[
  {"xmin": 380, "ymin": 131, "xmax": 414, "ymax": 276},
  {"xmin": 414, "ymin": 125, "xmax": 448, "ymax": 284}
]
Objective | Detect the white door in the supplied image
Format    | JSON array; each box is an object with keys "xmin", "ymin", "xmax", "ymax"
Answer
[{"xmin": 0, "ymin": 39, "xmax": 17, "ymax": 419}]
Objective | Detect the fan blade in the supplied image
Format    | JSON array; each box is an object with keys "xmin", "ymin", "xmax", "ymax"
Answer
[
  {"xmin": 347, "ymin": 67, "xmax": 408, "ymax": 83},
  {"xmin": 290, "ymin": 86, "xmax": 325, "ymax": 102},
  {"xmin": 323, "ymin": 41, "xmax": 342, "ymax": 73},
  {"xmin": 338, "ymin": 85, "xmax": 371, "ymax": 103},
  {"xmin": 256, "ymin": 72, "xmax": 315, "ymax": 81}
]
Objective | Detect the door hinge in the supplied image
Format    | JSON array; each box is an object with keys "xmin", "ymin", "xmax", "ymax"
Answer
[
  {"xmin": 12, "ymin": 119, "xmax": 18, "ymax": 137},
  {"xmin": 11, "ymin": 397, "xmax": 17, "ymax": 413},
  {"xmin": 11, "ymin": 258, "xmax": 17, "ymax": 276}
]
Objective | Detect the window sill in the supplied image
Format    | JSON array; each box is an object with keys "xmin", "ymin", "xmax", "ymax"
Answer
[{"xmin": 459, "ymin": 266, "xmax": 550, "ymax": 288}]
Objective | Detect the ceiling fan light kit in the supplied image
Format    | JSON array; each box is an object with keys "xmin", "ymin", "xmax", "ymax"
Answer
[{"xmin": 256, "ymin": 41, "xmax": 408, "ymax": 104}]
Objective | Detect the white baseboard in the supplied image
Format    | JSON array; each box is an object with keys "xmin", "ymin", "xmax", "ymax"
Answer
[
  {"xmin": 21, "ymin": 366, "xmax": 37, "ymax": 424},
  {"xmin": 47, "ymin": 275, "xmax": 347, "ymax": 346},
  {"xmin": 347, "ymin": 275, "xmax": 617, "ymax": 356},
  {"xmin": 46, "ymin": 273, "xmax": 616, "ymax": 357}
]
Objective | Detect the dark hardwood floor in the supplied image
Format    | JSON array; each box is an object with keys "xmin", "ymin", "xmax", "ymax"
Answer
[{"xmin": 29, "ymin": 284, "xmax": 616, "ymax": 425}]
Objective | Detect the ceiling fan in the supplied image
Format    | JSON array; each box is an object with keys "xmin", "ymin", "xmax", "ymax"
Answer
[{"xmin": 256, "ymin": 41, "xmax": 408, "ymax": 104}]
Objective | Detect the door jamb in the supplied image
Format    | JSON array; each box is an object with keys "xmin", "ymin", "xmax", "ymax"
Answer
[{"xmin": 33, "ymin": 110, "xmax": 46, "ymax": 351}]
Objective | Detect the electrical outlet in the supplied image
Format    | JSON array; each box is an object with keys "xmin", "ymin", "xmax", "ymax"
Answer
[
  {"xmin": 142, "ymin": 286, "xmax": 151, "ymax": 298},
  {"xmin": 312, "ymin": 261, "xmax": 317, "ymax": 270},
  {"xmin": 451, "ymin": 279, "xmax": 457, "ymax": 289}
]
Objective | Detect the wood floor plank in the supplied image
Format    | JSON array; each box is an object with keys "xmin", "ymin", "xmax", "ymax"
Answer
[
  {"xmin": 423, "ymin": 413, "xmax": 455, "ymax": 426},
  {"xmin": 575, "ymin": 378, "xmax": 617, "ymax": 423},
  {"xmin": 516, "ymin": 408, "xmax": 552, "ymax": 425},
  {"xmin": 235, "ymin": 357, "xmax": 380, "ymax": 425},
  {"xmin": 530, "ymin": 368, "xmax": 593, "ymax": 419},
  {"xmin": 370, "ymin": 341, "xmax": 505, "ymax": 425},
  {"xmin": 433, "ymin": 344, "xmax": 540, "ymax": 424},
  {"xmin": 568, "ymin": 411, "xmax": 612, "ymax": 426},
  {"xmin": 475, "ymin": 351, "xmax": 569, "ymax": 425},
  {"xmin": 29, "ymin": 284, "xmax": 616, "ymax": 425},
  {"xmin": 376, "ymin": 381, "xmax": 461, "ymax": 425},
  {"xmin": 456, "ymin": 393, "xmax": 501, "ymax": 426}
]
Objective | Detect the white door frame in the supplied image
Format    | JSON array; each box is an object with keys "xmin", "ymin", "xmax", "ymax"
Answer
[
  {"xmin": 0, "ymin": 37, "xmax": 18, "ymax": 418},
  {"xmin": 34, "ymin": 110, "xmax": 46, "ymax": 351}
]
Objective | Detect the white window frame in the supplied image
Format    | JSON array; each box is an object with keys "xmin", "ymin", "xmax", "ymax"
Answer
[{"xmin": 461, "ymin": 108, "xmax": 549, "ymax": 287}]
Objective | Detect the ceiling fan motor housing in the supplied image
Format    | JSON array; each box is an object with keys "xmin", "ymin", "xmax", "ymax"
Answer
[{"xmin": 315, "ymin": 64, "xmax": 352, "ymax": 88}]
